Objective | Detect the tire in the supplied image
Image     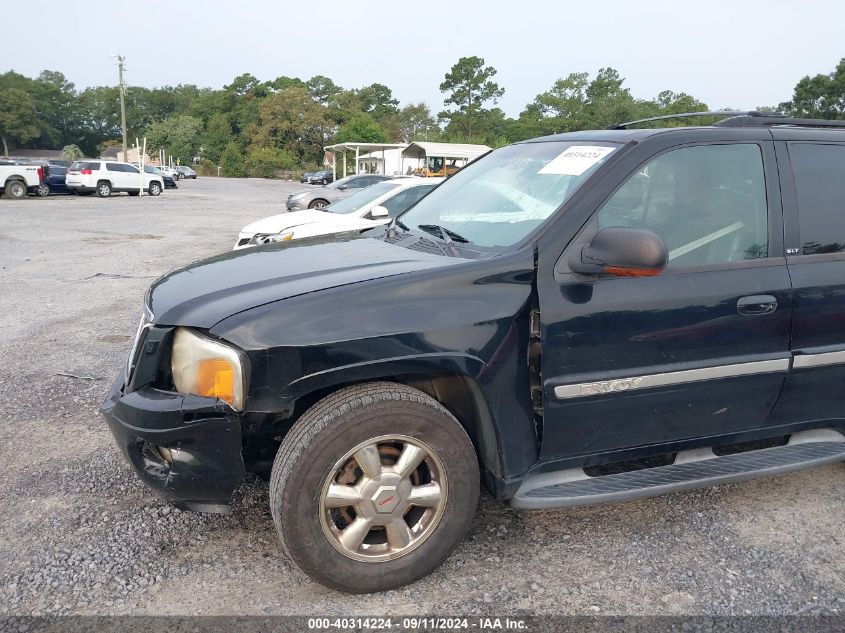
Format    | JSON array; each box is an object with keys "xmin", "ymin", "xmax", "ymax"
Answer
[
  {"xmin": 96, "ymin": 181, "xmax": 111, "ymax": 198},
  {"xmin": 148, "ymin": 181, "xmax": 162, "ymax": 196},
  {"xmin": 308, "ymin": 198, "xmax": 329, "ymax": 209},
  {"xmin": 5, "ymin": 180, "xmax": 27, "ymax": 199},
  {"xmin": 320, "ymin": 179, "xmax": 328, "ymax": 185},
  {"xmin": 35, "ymin": 184, "xmax": 50, "ymax": 197},
  {"xmin": 269, "ymin": 382, "xmax": 479, "ymax": 593}
]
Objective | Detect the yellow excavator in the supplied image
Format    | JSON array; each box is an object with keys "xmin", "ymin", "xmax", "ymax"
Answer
[{"xmin": 415, "ymin": 156, "xmax": 462, "ymax": 177}]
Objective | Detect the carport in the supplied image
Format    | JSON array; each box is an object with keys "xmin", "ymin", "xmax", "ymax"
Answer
[
  {"xmin": 323, "ymin": 142, "xmax": 407, "ymax": 181},
  {"xmin": 401, "ymin": 142, "xmax": 491, "ymax": 174}
]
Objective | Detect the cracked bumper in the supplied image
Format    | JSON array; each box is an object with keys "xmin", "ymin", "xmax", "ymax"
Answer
[{"xmin": 100, "ymin": 370, "xmax": 246, "ymax": 513}]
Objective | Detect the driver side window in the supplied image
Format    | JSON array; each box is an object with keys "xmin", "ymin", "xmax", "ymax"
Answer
[{"xmin": 596, "ymin": 143, "xmax": 768, "ymax": 268}]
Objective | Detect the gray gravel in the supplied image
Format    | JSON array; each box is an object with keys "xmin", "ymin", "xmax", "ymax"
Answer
[{"xmin": 0, "ymin": 178, "xmax": 842, "ymax": 616}]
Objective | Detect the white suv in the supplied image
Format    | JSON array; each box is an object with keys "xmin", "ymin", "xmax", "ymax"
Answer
[{"xmin": 66, "ymin": 160, "xmax": 164, "ymax": 197}]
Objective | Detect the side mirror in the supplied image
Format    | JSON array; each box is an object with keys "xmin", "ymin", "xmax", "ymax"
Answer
[
  {"xmin": 369, "ymin": 205, "xmax": 389, "ymax": 219},
  {"xmin": 337, "ymin": 184, "xmax": 348, "ymax": 190},
  {"xmin": 569, "ymin": 227, "xmax": 667, "ymax": 277}
]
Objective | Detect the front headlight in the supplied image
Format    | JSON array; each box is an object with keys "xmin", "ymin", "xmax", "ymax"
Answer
[
  {"xmin": 171, "ymin": 328, "xmax": 246, "ymax": 410},
  {"xmin": 250, "ymin": 231, "xmax": 294, "ymax": 245}
]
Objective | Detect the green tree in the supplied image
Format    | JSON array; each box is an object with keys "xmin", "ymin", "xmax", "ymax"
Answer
[
  {"xmin": 76, "ymin": 86, "xmax": 122, "ymax": 155},
  {"xmin": 251, "ymin": 87, "xmax": 331, "ymax": 162},
  {"xmin": 334, "ymin": 112, "xmax": 388, "ymax": 143},
  {"xmin": 306, "ymin": 75, "xmax": 342, "ymax": 105},
  {"xmin": 244, "ymin": 146, "xmax": 296, "ymax": 178},
  {"xmin": 203, "ymin": 113, "xmax": 235, "ymax": 164},
  {"xmin": 0, "ymin": 88, "xmax": 39, "ymax": 155},
  {"xmin": 780, "ymin": 58, "xmax": 845, "ymax": 118},
  {"xmin": 439, "ymin": 56, "xmax": 505, "ymax": 142},
  {"xmin": 525, "ymin": 68, "xmax": 708, "ymax": 134},
  {"xmin": 358, "ymin": 83, "xmax": 399, "ymax": 124},
  {"xmin": 220, "ymin": 141, "xmax": 245, "ymax": 177},
  {"xmin": 267, "ymin": 76, "xmax": 306, "ymax": 92},
  {"xmin": 327, "ymin": 89, "xmax": 365, "ymax": 126},
  {"xmin": 531, "ymin": 72, "xmax": 590, "ymax": 133},
  {"xmin": 389, "ymin": 102, "xmax": 439, "ymax": 142},
  {"xmin": 145, "ymin": 115, "xmax": 203, "ymax": 164},
  {"xmin": 60, "ymin": 144, "xmax": 83, "ymax": 161}
]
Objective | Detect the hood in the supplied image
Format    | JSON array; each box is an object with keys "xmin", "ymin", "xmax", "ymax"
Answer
[
  {"xmin": 147, "ymin": 234, "xmax": 459, "ymax": 328},
  {"xmin": 241, "ymin": 210, "xmax": 343, "ymax": 235}
]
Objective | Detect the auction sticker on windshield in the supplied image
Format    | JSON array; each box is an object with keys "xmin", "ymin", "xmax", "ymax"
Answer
[{"xmin": 539, "ymin": 145, "xmax": 616, "ymax": 176}]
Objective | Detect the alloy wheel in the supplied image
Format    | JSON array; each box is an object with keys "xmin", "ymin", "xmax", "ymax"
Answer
[{"xmin": 319, "ymin": 434, "xmax": 447, "ymax": 562}]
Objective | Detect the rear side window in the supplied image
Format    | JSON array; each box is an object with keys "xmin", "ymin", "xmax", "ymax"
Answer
[
  {"xmin": 789, "ymin": 143, "xmax": 845, "ymax": 255},
  {"xmin": 106, "ymin": 163, "xmax": 121, "ymax": 172},
  {"xmin": 71, "ymin": 161, "xmax": 100, "ymax": 171},
  {"xmin": 596, "ymin": 143, "xmax": 769, "ymax": 268}
]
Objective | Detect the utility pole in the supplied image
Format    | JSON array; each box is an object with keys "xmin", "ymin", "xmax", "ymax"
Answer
[{"xmin": 116, "ymin": 55, "xmax": 128, "ymax": 162}]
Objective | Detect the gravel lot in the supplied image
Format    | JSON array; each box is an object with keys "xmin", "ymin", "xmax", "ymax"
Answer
[{"xmin": 0, "ymin": 177, "xmax": 842, "ymax": 617}]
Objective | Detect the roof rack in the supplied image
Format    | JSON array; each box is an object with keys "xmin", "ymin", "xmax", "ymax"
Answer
[
  {"xmin": 715, "ymin": 114, "xmax": 845, "ymax": 128},
  {"xmin": 610, "ymin": 110, "xmax": 845, "ymax": 130},
  {"xmin": 609, "ymin": 111, "xmax": 763, "ymax": 129}
]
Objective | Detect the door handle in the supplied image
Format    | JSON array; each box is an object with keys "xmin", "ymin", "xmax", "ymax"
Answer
[{"xmin": 737, "ymin": 295, "xmax": 777, "ymax": 316}]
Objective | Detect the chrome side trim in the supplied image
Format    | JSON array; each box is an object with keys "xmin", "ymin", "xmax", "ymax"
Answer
[
  {"xmin": 792, "ymin": 350, "xmax": 845, "ymax": 369},
  {"xmin": 553, "ymin": 358, "xmax": 790, "ymax": 400}
]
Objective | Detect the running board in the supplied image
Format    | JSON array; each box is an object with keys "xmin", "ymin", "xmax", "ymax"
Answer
[{"xmin": 509, "ymin": 430, "xmax": 845, "ymax": 510}]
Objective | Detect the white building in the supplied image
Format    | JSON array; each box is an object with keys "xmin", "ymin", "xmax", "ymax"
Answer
[{"xmin": 323, "ymin": 141, "xmax": 491, "ymax": 179}]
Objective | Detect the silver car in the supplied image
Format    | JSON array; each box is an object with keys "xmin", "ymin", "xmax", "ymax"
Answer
[{"xmin": 286, "ymin": 174, "xmax": 393, "ymax": 210}]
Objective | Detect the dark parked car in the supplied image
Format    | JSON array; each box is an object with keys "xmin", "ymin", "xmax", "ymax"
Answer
[
  {"xmin": 34, "ymin": 163, "xmax": 70, "ymax": 196},
  {"xmin": 299, "ymin": 171, "xmax": 315, "ymax": 183},
  {"xmin": 307, "ymin": 170, "xmax": 334, "ymax": 185},
  {"xmin": 102, "ymin": 112, "xmax": 845, "ymax": 594},
  {"xmin": 143, "ymin": 165, "xmax": 177, "ymax": 189}
]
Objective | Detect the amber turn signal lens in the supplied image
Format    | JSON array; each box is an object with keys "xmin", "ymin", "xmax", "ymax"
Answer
[
  {"xmin": 603, "ymin": 265, "xmax": 662, "ymax": 277},
  {"xmin": 194, "ymin": 358, "xmax": 235, "ymax": 405}
]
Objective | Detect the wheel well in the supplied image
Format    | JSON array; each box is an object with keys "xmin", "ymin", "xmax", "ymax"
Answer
[{"xmin": 248, "ymin": 373, "xmax": 498, "ymax": 481}]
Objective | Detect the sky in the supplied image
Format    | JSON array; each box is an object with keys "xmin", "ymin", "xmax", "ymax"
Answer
[{"xmin": 4, "ymin": 0, "xmax": 844, "ymax": 117}]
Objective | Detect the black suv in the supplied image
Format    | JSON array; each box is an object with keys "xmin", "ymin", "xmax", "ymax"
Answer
[
  {"xmin": 307, "ymin": 170, "xmax": 334, "ymax": 185},
  {"xmin": 101, "ymin": 112, "xmax": 845, "ymax": 593}
]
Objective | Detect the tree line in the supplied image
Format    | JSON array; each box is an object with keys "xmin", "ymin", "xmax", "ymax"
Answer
[{"xmin": 1, "ymin": 57, "xmax": 843, "ymax": 176}]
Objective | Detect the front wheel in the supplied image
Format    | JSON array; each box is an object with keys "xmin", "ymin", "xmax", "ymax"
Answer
[
  {"xmin": 35, "ymin": 184, "xmax": 50, "ymax": 197},
  {"xmin": 270, "ymin": 382, "xmax": 479, "ymax": 593},
  {"xmin": 148, "ymin": 182, "xmax": 162, "ymax": 196},
  {"xmin": 308, "ymin": 199, "xmax": 328, "ymax": 209}
]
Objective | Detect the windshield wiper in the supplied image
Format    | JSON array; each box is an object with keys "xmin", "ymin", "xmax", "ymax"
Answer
[
  {"xmin": 386, "ymin": 217, "xmax": 409, "ymax": 239},
  {"xmin": 417, "ymin": 224, "xmax": 470, "ymax": 243},
  {"xmin": 416, "ymin": 223, "xmax": 468, "ymax": 257}
]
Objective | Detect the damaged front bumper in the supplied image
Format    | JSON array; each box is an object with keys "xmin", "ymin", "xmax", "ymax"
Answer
[{"xmin": 100, "ymin": 369, "xmax": 246, "ymax": 513}]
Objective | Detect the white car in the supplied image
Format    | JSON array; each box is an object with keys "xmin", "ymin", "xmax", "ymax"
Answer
[
  {"xmin": 66, "ymin": 160, "xmax": 164, "ymax": 197},
  {"xmin": 234, "ymin": 177, "xmax": 441, "ymax": 249},
  {"xmin": 156, "ymin": 165, "xmax": 180, "ymax": 179}
]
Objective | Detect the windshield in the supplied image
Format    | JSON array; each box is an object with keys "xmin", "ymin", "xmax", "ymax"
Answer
[
  {"xmin": 325, "ymin": 181, "xmax": 402, "ymax": 214},
  {"xmin": 400, "ymin": 141, "xmax": 621, "ymax": 248}
]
